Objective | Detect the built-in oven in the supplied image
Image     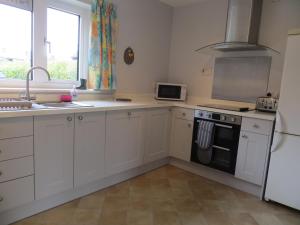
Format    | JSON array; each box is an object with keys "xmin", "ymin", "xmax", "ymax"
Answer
[{"xmin": 191, "ymin": 110, "xmax": 242, "ymax": 174}]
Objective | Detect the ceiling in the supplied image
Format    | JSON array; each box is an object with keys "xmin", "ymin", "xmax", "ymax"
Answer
[{"xmin": 160, "ymin": 0, "xmax": 207, "ymax": 7}]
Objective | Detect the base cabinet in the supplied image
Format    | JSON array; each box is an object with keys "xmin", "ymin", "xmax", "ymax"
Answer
[
  {"xmin": 144, "ymin": 108, "xmax": 171, "ymax": 163},
  {"xmin": 235, "ymin": 131, "xmax": 270, "ymax": 185},
  {"xmin": 74, "ymin": 112, "xmax": 106, "ymax": 187},
  {"xmin": 34, "ymin": 115, "xmax": 74, "ymax": 200},
  {"xmin": 105, "ymin": 110, "xmax": 145, "ymax": 176},
  {"xmin": 170, "ymin": 109, "xmax": 194, "ymax": 161}
]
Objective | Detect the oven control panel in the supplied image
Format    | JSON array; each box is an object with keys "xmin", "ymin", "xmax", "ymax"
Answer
[{"xmin": 194, "ymin": 110, "xmax": 242, "ymax": 125}]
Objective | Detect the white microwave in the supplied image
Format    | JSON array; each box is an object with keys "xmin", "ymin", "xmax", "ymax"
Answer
[{"xmin": 155, "ymin": 83, "xmax": 187, "ymax": 101}]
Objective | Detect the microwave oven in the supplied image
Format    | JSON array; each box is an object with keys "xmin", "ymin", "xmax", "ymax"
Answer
[{"xmin": 155, "ymin": 83, "xmax": 187, "ymax": 101}]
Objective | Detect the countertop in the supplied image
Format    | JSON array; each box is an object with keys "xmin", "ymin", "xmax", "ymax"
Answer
[{"xmin": 0, "ymin": 100, "xmax": 276, "ymax": 121}]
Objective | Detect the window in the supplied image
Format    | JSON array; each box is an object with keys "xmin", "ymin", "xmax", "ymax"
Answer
[
  {"xmin": 0, "ymin": 4, "xmax": 32, "ymax": 80},
  {"xmin": 0, "ymin": 0, "xmax": 90, "ymax": 87},
  {"xmin": 47, "ymin": 8, "xmax": 80, "ymax": 81}
]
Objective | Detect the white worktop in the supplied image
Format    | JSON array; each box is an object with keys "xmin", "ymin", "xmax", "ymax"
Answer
[{"xmin": 0, "ymin": 100, "xmax": 276, "ymax": 121}]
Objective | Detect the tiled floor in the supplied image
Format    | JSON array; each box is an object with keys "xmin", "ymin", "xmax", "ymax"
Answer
[{"xmin": 14, "ymin": 165, "xmax": 300, "ymax": 225}]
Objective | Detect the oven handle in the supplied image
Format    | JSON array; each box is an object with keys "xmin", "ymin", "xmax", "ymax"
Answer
[
  {"xmin": 215, "ymin": 123, "xmax": 233, "ymax": 129},
  {"xmin": 212, "ymin": 145, "xmax": 231, "ymax": 152}
]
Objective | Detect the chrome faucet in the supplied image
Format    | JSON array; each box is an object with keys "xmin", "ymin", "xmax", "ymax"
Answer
[{"xmin": 25, "ymin": 66, "xmax": 51, "ymax": 101}]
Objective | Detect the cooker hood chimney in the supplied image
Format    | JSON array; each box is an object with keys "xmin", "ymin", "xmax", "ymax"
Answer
[{"xmin": 196, "ymin": 0, "xmax": 279, "ymax": 53}]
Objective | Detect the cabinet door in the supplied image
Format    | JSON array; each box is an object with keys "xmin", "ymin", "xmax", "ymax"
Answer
[
  {"xmin": 34, "ymin": 114, "xmax": 74, "ymax": 200},
  {"xmin": 170, "ymin": 117, "xmax": 193, "ymax": 161},
  {"xmin": 235, "ymin": 131, "xmax": 269, "ymax": 185},
  {"xmin": 74, "ymin": 112, "xmax": 106, "ymax": 187},
  {"xmin": 144, "ymin": 108, "xmax": 171, "ymax": 163},
  {"xmin": 106, "ymin": 110, "xmax": 145, "ymax": 176}
]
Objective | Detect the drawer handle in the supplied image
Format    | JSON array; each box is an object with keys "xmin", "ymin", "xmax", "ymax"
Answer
[
  {"xmin": 0, "ymin": 150, "xmax": 2, "ymax": 154},
  {"xmin": 67, "ymin": 116, "xmax": 73, "ymax": 122},
  {"xmin": 253, "ymin": 124, "xmax": 260, "ymax": 129},
  {"xmin": 0, "ymin": 196, "xmax": 3, "ymax": 202},
  {"xmin": 182, "ymin": 113, "xmax": 186, "ymax": 116},
  {"xmin": 78, "ymin": 115, "xmax": 84, "ymax": 121},
  {"xmin": 0, "ymin": 171, "xmax": 2, "ymax": 176},
  {"xmin": 128, "ymin": 112, "xmax": 132, "ymax": 116},
  {"xmin": 188, "ymin": 123, "xmax": 192, "ymax": 128}
]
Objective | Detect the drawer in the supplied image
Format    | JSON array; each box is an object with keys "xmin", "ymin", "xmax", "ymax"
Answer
[
  {"xmin": 0, "ymin": 117, "xmax": 33, "ymax": 139},
  {"xmin": 173, "ymin": 108, "xmax": 194, "ymax": 121},
  {"xmin": 107, "ymin": 110, "xmax": 145, "ymax": 119},
  {"xmin": 241, "ymin": 117, "xmax": 273, "ymax": 135},
  {"xmin": 0, "ymin": 136, "xmax": 33, "ymax": 162},
  {"xmin": 0, "ymin": 176, "xmax": 34, "ymax": 213},
  {"xmin": 0, "ymin": 156, "xmax": 34, "ymax": 183}
]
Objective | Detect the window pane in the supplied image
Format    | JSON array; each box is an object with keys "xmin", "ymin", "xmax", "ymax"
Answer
[
  {"xmin": 47, "ymin": 8, "xmax": 80, "ymax": 81},
  {"xmin": 0, "ymin": 4, "xmax": 32, "ymax": 80}
]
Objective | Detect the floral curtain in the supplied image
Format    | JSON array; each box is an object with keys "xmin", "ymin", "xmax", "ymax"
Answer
[{"xmin": 88, "ymin": 0, "xmax": 117, "ymax": 90}]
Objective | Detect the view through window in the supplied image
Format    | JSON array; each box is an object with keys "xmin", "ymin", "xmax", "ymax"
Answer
[
  {"xmin": 47, "ymin": 8, "xmax": 80, "ymax": 81},
  {"xmin": 0, "ymin": 4, "xmax": 32, "ymax": 80}
]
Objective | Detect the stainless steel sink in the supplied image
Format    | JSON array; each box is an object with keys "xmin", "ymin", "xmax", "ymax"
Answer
[{"xmin": 38, "ymin": 102, "xmax": 94, "ymax": 108}]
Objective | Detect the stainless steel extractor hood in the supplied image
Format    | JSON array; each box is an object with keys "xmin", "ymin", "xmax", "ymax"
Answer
[{"xmin": 196, "ymin": 0, "xmax": 279, "ymax": 53}]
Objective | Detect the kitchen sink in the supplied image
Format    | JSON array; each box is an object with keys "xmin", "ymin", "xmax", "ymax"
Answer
[{"xmin": 38, "ymin": 102, "xmax": 94, "ymax": 108}]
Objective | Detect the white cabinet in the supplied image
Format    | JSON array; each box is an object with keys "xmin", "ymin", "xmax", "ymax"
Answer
[
  {"xmin": 144, "ymin": 108, "xmax": 171, "ymax": 163},
  {"xmin": 170, "ymin": 108, "xmax": 194, "ymax": 161},
  {"xmin": 74, "ymin": 112, "xmax": 106, "ymax": 187},
  {"xmin": 34, "ymin": 114, "xmax": 74, "ymax": 200},
  {"xmin": 106, "ymin": 110, "xmax": 145, "ymax": 176},
  {"xmin": 235, "ymin": 118, "xmax": 273, "ymax": 186}
]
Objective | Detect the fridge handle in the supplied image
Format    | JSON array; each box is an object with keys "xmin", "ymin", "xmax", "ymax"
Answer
[{"xmin": 271, "ymin": 132, "xmax": 284, "ymax": 153}]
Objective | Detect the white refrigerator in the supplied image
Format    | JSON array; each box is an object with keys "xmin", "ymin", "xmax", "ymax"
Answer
[{"xmin": 265, "ymin": 30, "xmax": 300, "ymax": 210}]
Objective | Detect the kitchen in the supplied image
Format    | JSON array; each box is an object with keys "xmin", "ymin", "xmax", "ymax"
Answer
[{"xmin": 0, "ymin": 0, "xmax": 299, "ymax": 225}]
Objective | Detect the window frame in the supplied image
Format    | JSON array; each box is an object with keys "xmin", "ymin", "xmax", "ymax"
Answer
[{"xmin": 0, "ymin": 0, "xmax": 90, "ymax": 89}]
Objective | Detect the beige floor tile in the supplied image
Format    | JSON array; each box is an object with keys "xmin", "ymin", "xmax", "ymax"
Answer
[
  {"xmin": 202, "ymin": 212, "xmax": 234, "ymax": 225},
  {"xmin": 251, "ymin": 213, "xmax": 283, "ymax": 225},
  {"xmin": 178, "ymin": 212, "xmax": 207, "ymax": 225},
  {"xmin": 228, "ymin": 212, "xmax": 259, "ymax": 225},
  {"xmin": 153, "ymin": 211, "xmax": 181, "ymax": 225},
  {"xmin": 77, "ymin": 193, "xmax": 105, "ymax": 210},
  {"xmin": 127, "ymin": 210, "xmax": 153, "ymax": 225},
  {"xmin": 101, "ymin": 196, "xmax": 130, "ymax": 214},
  {"xmin": 275, "ymin": 213, "xmax": 300, "ymax": 225},
  {"xmin": 174, "ymin": 197, "xmax": 202, "ymax": 213},
  {"xmin": 151, "ymin": 198, "xmax": 177, "ymax": 212},
  {"xmin": 98, "ymin": 210, "xmax": 127, "ymax": 225},
  {"xmin": 73, "ymin": 209, "xmax": 101, "ymax": 225}
]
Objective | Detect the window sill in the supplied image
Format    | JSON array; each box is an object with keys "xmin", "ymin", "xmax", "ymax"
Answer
[{"xmin": 0, "ymin": 87, "xmax": 114, "ymax": 95}]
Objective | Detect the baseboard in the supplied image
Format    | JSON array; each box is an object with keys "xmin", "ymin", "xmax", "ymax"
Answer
[
  {"xmin": 169, "ymin": 158, "xmax": 262, "ymax": 197},
  {"xmin": 0, "ymin": 158, "xmax": 169, "ymax": 225}
]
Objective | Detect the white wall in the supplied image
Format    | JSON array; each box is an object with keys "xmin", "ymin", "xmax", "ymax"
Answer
[
  {"xmin": 168, "ymin": 0, "xmax": 300, "ymax": 101},
  {"xmin": 80, "ymin": 0, "xmax": 173, "ymax": 95},
  {"xmin": 113, "ymin": 0, "xmax": 173, "ymax": 94}
]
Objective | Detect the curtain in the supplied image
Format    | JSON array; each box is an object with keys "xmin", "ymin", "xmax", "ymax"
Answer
[{"xmin": 88, "ymin": 0, "xmax": 117, "ymax": 90}]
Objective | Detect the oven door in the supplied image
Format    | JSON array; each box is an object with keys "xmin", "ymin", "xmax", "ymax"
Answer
[
  {"xmin": 191, "ymin": 119, "xmax": 241, "ymax": 174},
  {"xmin": 210, "ymin": 122, "xmax": 241, "ymax": 174}
]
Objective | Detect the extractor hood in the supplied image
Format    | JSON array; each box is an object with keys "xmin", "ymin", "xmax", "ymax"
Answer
[{"xmin": 196, "ymin": 0, "xmax": 279, "ymax": 53}]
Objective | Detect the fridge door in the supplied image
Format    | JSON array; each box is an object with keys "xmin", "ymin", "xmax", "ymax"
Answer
[
  {"xmin": 276, "ymin": 34, "xmax": 300, "ymax": 135},
  {"xmin": 265, "ymin": 132, "xmax": 300, "ymax": 210}
]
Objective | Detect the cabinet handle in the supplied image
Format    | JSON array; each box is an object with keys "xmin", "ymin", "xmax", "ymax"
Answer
[
  {"xmin": 0, "ymin": 171, "xmax": 2, "ymax": 176},
  {"xmin": 188, "ymin": 123, "xmax": 192, "ymax": 128},
  {"xmin": 253, "ymin": 124, "xmax": 260, "ymax": 129},
  {"xmin": 0, "ymin": 196, "xmax": 3, "ymax": 202},
  {"xmin": 78, "ymin": 115, "xmax": 84, "ymax": 121},
  {"xmin": 0, "ymin": 150, "xmax": 2, "ymax": 154},
  {"xmin": 67, "ymin": 116, "xmax": 73, "ymax": 122},
  {"xmin": 182, "ymin": 113, "xmax": 186, "ymax": 117},
  {"xmin": 242, "ymin": 134, "xmax": 248, "ymax": 139},
  {"xmin": 128, "ymin": 112, "xmax": 132, "ymax": 117}
]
